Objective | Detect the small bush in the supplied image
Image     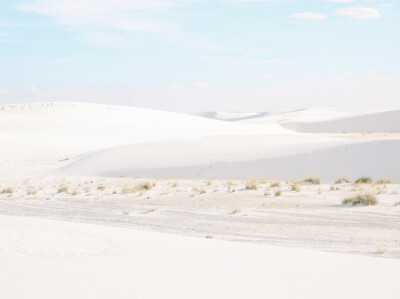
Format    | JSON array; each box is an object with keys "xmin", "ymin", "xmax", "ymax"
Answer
[
  {"xmin": 245, "ymin": 179, "xmax": 258, "ymax": 190},
  {"xmin": 290, "ymin": 183, "xmax": 300, "ymax": 192},
  {"xmin": 335, "ymin": 177, "xmax": 351, "ymax": 184},
  {"xmin": 342, "ymin": 193, "xmax": 377, "ymax": 206},
  {"xmin": 354, "ymin": 177, "xmax": 372, "ymax": 184},
  {"xmin": 394, "ymin": 202, "xmax": 400, "ymax": 206},
  {"xmin": 264, "ymin": 190, "xmax": 271, "ymax": 196},
  {"xmin": 275, "ymin": 189, "xmax": 281, "ymax": 197},
  {"xmin": 375, "ymin": 178, "xmax": 393, "ymax": 185},
  {"xmin": 1, "ymin": 187, "xmax": 14, "ymax": 194},
  {"xmin": 171, "ymin": 181, "xmax": 178, "ymax": 187},
  {"xmin": 231, "ymin": 208, "xmax": 241, "ymax": 214},
  {"xmin": 57, "ymin": 185, "xmax": 68, "ymax": 193},
  {"xmin": 97, "ymin": 185, "xmax": 106, "ymax": 191},
  {"xmin": 303, "ymin": 177, "xmax": 321, "ymax": 185},
  {"xmin": 270, "ymin": 182, "xmax": 280, "ymax": 188},
  {"xmin": 26, "ymin": 187, "xmax": 37, "ymax": 195},
  {"xmin": 72, "ymin": 190, "xmax": 78, "ymax": 196}
]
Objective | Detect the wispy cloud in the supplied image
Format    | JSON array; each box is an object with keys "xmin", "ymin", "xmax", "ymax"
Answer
[
  {"xmin": 336, "ymin": 8, "xmax": 381, "ymax": 19},
  {"xmin": 291, "ymin": 13, "xmax": 327, "ymax": 20},
  {"xmin": 17, "ymin": 0, "xmax": 177, "ymax": 33}
]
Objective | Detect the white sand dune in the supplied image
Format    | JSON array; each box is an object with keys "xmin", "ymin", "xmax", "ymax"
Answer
[
  {"xmin": 0, "ymin": 102, "xmax": 292, "ymax": 179},
  {"xmin": 281, "ymin": 110, "xmax": 400, "ymax": 133},
  {"xmin": 2, "ymin": 102, "xmax": 399, "ymax": 181},
  {"xmin": 1, "ymin": 215, "xmax": 399, "ymax": 299},
  {"xmin": 59, "ymin": 137, "xmax": 400, "ymax": 181},
  {"xmin": 195, "ymin": 107, "xmax": 377, "ymax": 124}
]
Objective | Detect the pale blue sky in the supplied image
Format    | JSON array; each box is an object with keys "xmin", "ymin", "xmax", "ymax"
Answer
[{"xmin": 0, "ymin": 0, "xmax": 399, "ymax": 112}]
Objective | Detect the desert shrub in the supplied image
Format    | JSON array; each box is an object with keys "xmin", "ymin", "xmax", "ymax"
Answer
[
  {"xmin": 245, "ymin": 179, "xmax": 258, "ymax": 190},
  {"xmin": 335, "ymin": 177, "xmax": 351, "ymax": 184},
  {"xmin": 342, "ymin": 193, "xmax": 377, "ymax": 206},
  {"xmin": 1, "ymin": 187, "xmax": 14, "ymax": 194},
  {"xmin": 259, "ymin": 178, "xmax": 267, "ymax": 184},
  {"xmin": 290, "ymin": 183, "xmax": 301, "ymax": 192},
  {"xmin": 124, "ymin": 181, "xmax": 153, "ymax": 194},
  {"xmin": 354, "ymin": 177, "xmax": 372, "ymax": 184},
  {"xmin": 193, "ymin": 186, "xmax": 206, "ymax": 194},
  {"xmin": 394, "ymin": 202, "xmax": 400, "ymax": 206},
  {"xmin": 97, "ymin": 185, "xmax": 106, "ymax": 191},
  {"xmin": 275, "ymin": 189, "xmax": 281, "ymax": 197},
  {"xmin": 72, "ymin": 190, "xmax": 78, "ymax": 196},
  {"xmin": 26, "ymin": 187, "xmax": 37, "ymax": 195},
  {"xmin": 264, "ymin": 190, "xmax": 271, "ymax": 196},
  {"xmin": 375, "ymin": 178, "xmax": 393, "ymax": 185},
  {"xmin": 231, "ymin": 208, "xmax": 241, "ymax": 214},
  {"xmin": 330, "ymin": 185, "xmax": 335, "ymax": 191},
  {"xmin": 303, "ymin": 177, "xmax": 321, "ymax": 185},
  {"xmin": 270, "ymin": 182, "xmax": 280, "ymax": 188},
  {"xmin": 171, "ymin": 181, "xmax": 178, "ymax": 187},
  {"xmin": 57, "ymin": 185, "xmax": 68, "ymax": 193}
]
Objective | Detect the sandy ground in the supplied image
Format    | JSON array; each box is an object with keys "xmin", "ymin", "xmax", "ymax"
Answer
[
  {"xmin": 1, "ymin": 178, "xmax": 399, "ymax": 258},
  {"xmin": 1, "ymin": 214, "xmax": 400, "ymax": 299}
]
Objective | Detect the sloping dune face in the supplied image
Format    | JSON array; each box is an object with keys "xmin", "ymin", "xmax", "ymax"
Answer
[
  {"xmin": 0, "ymin": 102, "xmax": 291, "ymax": 160},
  {"xmin": 281, "ymin": 110, "xmax": 400, "ymax": 133},
  {"xmin": 2, "ymin": 102, "xmax": 400, "ymax": 181}
]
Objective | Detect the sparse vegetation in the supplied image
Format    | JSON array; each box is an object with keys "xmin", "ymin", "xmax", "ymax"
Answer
[
  {"xmin": 394, "ymin": 202, "xmax": 400, "ymax": 206},
  {"xmin": 342, "ymin": 193, "xmax": 377, "ymax": 206},
  {"xmin": 245, "ymin": 179, "xmax": 258, "ymax": 190},
  {"xmin": 303, "ymin": 177, "xmax": 321, "ymax": 185},
  {"xmin": 264, "ymin": 190, "xmax": 271, "ymax": 196},
  {"xmin": 259, "ymin": 178, "xmax": 267, "ymax": 184},
  {"xmin": 270, "ymin": 182, "xmax": 280, "ymax": 188},
  {"xmin": 376, "ymin": 249, "xmax": 385, "ymax": 255},
  {"xmin": 57, "ymin": 185, "xmax": 68, "ymax": 193},
  {"xmin": 375, "ymin": 178, "xmax": 393, "ymax": 185},
  {"xmin": 123, "ymin": 181, "xmax": 153, "ymax": 194},
  {"xmin": 171, "ymin": 181, "xmax": 178, "ymax": 187},
  {"xmin": 97, "ymin": 185, "xmax": 106, "ymax": 191},
  {"xmin": 26, "ymin": 187, "xmax": 37, "ymax": 195},
  {"xmin": 231, "ymin": 208, "xmax": 241, "ymax": 214},
  {"xmin": 290, "ymin": 183, "xmax": 300, "ymax": 192},
  {"xmin": 354, "ymin": 177, "xmax": 372, "ymax": 184},
  {"xmin": 72, "ymin": 190, "xmax": 78, "ymax": 196},
  {"xmin": 335, "ymin": 177, "xmax": 351, "ymax": 184},
  {"xmin": 275, "ymin": 189, "xmax": 281, "ymax": 197},
  {"xmin": 1, "ymin": 187, "xmax": 14, "ymax": 194},
  {"xmin": 206, "ymin": 235, "xmax": 213, "ymax": 239}
]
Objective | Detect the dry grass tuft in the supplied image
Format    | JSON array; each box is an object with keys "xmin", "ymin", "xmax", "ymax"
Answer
[
  {"xmin": 354, "ymin": 177, "xmax": 372, "ymax": 184},
  {"xmin": 274, "ymin": 189, "xmax": 281, "ymax": 197},
  {"xmin": 231, "ymin": 208, "xmax": 241, "ymax": 214},
  {"xmin": 57, "ymin": 185, "xmax": 68, "ymax": 193},
  {"xmin": 342, "ymin": 193, "xmax": 377, "ymax": 206},
  {"xmin": 375, "ymin": 178, "xmax": 393, "ymax": 185},
  {"xmin": 303, "ymin": 177, "xmax": 321, "ymax": 185},
  {"xmin": 270, "ymin": 182, "xmax": 280, "ymax": 188},
  {"xmin": 1, "ymin": 187, "xmax": 14, "ymax": 194},
  {"xmin": 26, "ymin": 187, "xmax": 37, "ymax": 195},
  {"xmin": 290, "ymin": 183, "xmax": 301, "ymax": 192},
  {"xmin": 264, "ymin": 190, "xmax": 271, "ymax": 196},
  {"xmin": 245, "ymin": 179, "xmax": 258, "ymax": 190},
  {"xmin": 97, "ymin": 185, "xmax": 106, "ymax": 191},
  {"xmin": 335, "ymin": 177, "xmax": 351, "ymax": 184}
]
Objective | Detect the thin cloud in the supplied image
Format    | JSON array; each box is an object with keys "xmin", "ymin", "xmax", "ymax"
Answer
[
  {"xmin": 336, "ymin": 8, "xmax": 381, "ymax": 19},
  {"xmin": 291, "ymin": 13, "xmax": 327, "ymax": 20}
]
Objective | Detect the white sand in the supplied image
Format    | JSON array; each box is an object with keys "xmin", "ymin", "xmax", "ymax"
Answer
[
  {"xmin": 1, "ymin": 102, "xmax": 400, "ymax": 298},
  {"xmin": 1, "ymin": 214, "xmax": 399, "ymax": 299}
]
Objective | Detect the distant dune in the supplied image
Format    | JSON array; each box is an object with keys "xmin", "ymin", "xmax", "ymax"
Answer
[
  {"xmin": 1, "ymin": 102, "xmax": 400, "ymax": 181},
  {"xmin": 281, "ymin": 110, "xmax": 400, "ymax": 133}
]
